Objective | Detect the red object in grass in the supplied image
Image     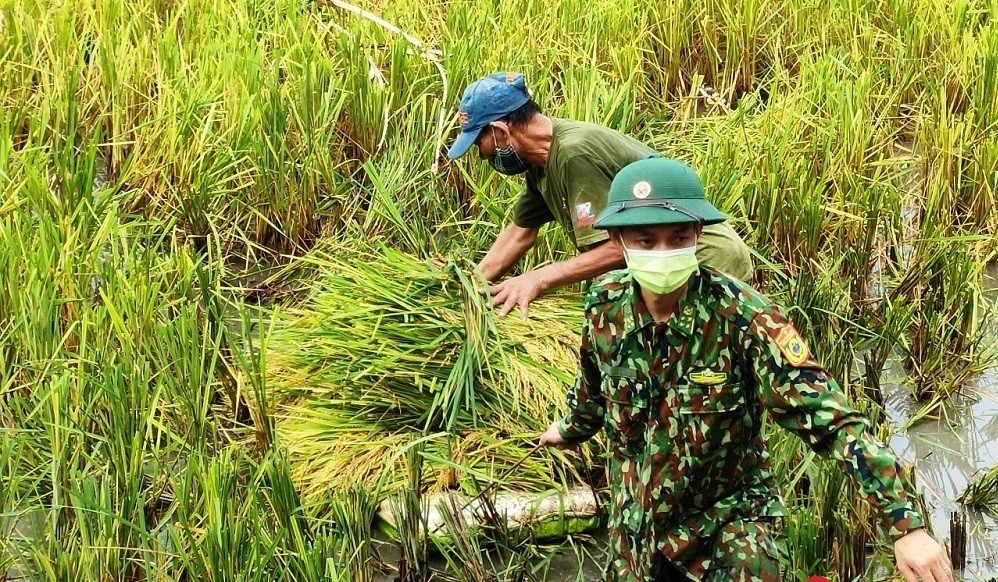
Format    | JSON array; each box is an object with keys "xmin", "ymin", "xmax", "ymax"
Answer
[{"xmin": 807, "ymin": 577, "xmax": 831, "ymax": 582}]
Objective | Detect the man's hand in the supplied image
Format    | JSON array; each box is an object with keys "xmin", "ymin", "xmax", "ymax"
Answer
[
  {"xmin": 539, "ymin": 421, "xmax": 575, "ymax": 449},
  {"xmin": 478, "ymin": 236, "xmax": 624, "ymax": 320},
  {"xmin": 894, "ymin": 529, "xmax": 952, "ymax": 581},
  {"xmin": 487, "ymin": 271, "xmax": 547, "ymax": 320}
]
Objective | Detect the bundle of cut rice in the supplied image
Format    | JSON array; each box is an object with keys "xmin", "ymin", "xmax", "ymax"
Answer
[{"xmin": 257, "ymin": 243, "xmax": 593, "ymax": 505}]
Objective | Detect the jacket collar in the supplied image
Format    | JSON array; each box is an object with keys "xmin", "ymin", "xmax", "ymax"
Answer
[{"xmin": 623, "ymin": 269, "xmax": 704, "ymax": 339}]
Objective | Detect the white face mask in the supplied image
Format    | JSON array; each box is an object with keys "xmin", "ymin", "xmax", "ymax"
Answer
[{"xmin": 623, "ymin": 243, "xmax": 698, "ymax": 294}]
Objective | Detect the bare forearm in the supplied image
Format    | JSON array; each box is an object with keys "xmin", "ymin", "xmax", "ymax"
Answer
[
  {"xmin": 478, "ymin": 224, "xmax": 539, "ymax": 282},
  {"xmin": 487, "ymin": 238, "xmax": 625, "ymax": 319},
  {"xmin": 532, "ymin": 240, "xmax": 625, "ymax": 293}
]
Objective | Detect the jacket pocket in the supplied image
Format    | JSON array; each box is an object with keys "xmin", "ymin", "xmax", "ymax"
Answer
[
  {"xmin": 604, "ymin": 374, "xmax": 647, "ymax": 455},
  {"xmin": 676, "ymin": 382, "xmax": 750, "ymax": 457}
]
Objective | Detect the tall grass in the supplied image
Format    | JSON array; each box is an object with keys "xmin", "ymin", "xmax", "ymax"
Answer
[
  {"xmin": 0, "ymin": 142, "xmax": 228, "ymax": 577},
  {"xmin": 0, "ymin": 124, "xmax": 372, "ymax": 580},
  {"xmin": 4, "ymin": 0, "xmax": 998, "ymax": 578}
]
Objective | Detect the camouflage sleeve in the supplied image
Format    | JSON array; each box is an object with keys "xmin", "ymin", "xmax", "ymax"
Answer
[
  {"xmin": 557, "ymin": 315, "xmax": 605, "ymax": 442},
  {"xmin": 747, "ymin": 304, "xmax": 924, "ymax": 541}
]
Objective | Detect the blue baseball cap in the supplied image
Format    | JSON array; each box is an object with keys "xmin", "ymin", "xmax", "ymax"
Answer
[{"xmin": 447, "ymin": 72, "xmax": 531, "ymax": 159}]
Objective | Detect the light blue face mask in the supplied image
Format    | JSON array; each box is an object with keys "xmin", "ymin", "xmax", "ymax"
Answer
[{"xmin": 623, "ymin": 242, "xmax": 698, "ymax": 294}]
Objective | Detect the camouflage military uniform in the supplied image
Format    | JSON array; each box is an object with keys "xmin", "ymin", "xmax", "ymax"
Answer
[{"xmin": 557, "ymin": 267, "xmax": 924, "ymax": 581}]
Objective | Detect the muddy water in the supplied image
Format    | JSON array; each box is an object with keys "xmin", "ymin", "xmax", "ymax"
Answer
[
  {"xmin": 887, "ymin": 370, "xmax": 998, "ymax": 580},
  {"xmin": 884, "ymin": 266, "xmax": 998, "ymax": 580},
  {"xmin": 370, "ymin": 531, "xmax": 607, "ymax": 581}
]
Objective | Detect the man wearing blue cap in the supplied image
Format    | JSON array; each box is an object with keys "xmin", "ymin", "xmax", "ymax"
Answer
[
  {"xmin": 448, "ymin": 72, "xmax": 753, "ymax": 319},
  {"xmin": 538, "ymin": 157, "xmax": 951, "ymax": 582}
]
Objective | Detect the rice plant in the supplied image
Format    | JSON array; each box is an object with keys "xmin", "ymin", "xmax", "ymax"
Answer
[
  {"xmin": 958, "ymin": 465, "xmax": 998, "ymax": 516},
  {"xmin": 387, "ymin": 445, "xmax": 431, "ymax": 582},
  {"xmin": 430, "ymin": 485, "xmax": 541, "ymax": 582}
]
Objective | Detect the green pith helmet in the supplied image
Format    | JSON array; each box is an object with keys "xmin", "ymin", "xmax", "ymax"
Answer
[{"xmin": 593, "ymin": 157, "xmax": 727, "ymax": 229}]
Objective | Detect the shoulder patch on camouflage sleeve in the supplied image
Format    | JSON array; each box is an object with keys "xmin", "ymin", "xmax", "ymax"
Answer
[{"xmin": 774, "ymin": 324, "xmax": 810, "ymax": 366}]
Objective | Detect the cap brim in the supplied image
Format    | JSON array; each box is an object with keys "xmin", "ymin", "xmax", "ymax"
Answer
[
  {"xmin": 447, "ymin": 127, "xmax": 485, "ymax": 159},
  {"xmin": 594, "ymin": 199, "xmax": 727, "ymax": 229}
]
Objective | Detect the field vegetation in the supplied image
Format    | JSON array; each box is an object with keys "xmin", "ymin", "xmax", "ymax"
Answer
[{"xmin": 2, "ymin": 0, "xmax": 997, "ymax": 579}]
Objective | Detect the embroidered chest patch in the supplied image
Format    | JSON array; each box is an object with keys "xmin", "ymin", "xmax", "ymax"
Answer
[{"xmin": 688, "ymin": 369, "xmax": 727, "ymax": 385}]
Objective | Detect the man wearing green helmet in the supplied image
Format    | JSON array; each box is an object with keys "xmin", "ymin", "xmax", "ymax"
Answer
[{"xmin": 538, "ymin": 158, "xmax": 951, "ymax": 581}]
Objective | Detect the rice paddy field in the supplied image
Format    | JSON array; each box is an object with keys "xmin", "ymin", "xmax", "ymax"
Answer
[{"xmin": 3, "ymin": 0, "xmax": 998, "ymax": 579}]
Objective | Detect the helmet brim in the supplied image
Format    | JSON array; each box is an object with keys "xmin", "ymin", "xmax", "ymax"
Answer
[{"xmin": 594, "ymin": 199, "xmax": 727, "ymax": 229}]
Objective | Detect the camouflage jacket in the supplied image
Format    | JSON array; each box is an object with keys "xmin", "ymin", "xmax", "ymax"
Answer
[{"xmin": 557, "ymin": 267, "xmax": 923, "ymax": 580}]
